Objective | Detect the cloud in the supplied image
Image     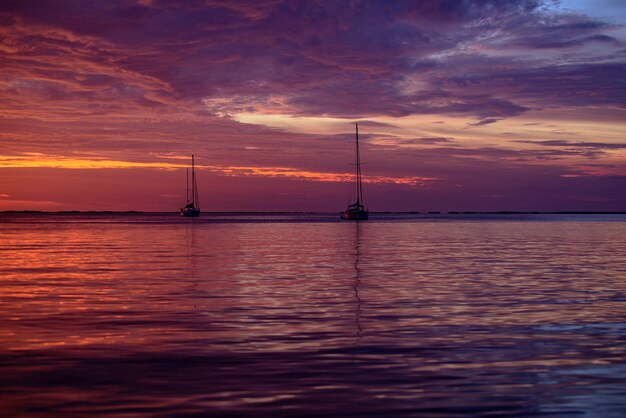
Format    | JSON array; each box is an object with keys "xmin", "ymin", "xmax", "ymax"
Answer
[
  {"xmin": 0, "ymin": 152, "xmax": 437, "ymax": 189},
  {"xmin": 494, "ymin": 12, "xmax": 621, "ymax": 49},
  {"xmin": 352, "ymin": 120, "xmax": 398, "ymax": 128},
  {"xmin": 0, "ymin": 0, "xmax": 624, "ymax": 210},
  {"xmin": 517, "ymin": 140, "xmax": 626, "ymax": 150},
  {"xmin": 441, "ymin": 62, "xmax": 626, "ymax": 111},
  {"xmin": 468, "ymin": 118, "xmax": 500, "ymax": 126},
  {"xmin": 400, "ymin": 137, "xmax": 454, "ymax": 144},
  {"xmin": 2, "ymin": 0, "xmax": 624, "ymax": 123}
]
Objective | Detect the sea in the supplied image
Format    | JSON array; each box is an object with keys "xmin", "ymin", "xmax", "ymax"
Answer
[{"xmin": 1, "ymin": 212, "xmax": 625, "ymax": 417}]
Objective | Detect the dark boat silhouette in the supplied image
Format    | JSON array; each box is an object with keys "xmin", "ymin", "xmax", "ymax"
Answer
[
  {"xmin": 341, "ymin": 124, "xmax": 368, "ymax": 221},
  {"xmin": 180, "ymin": 154, "xmax": 200, "ymax": 217}
]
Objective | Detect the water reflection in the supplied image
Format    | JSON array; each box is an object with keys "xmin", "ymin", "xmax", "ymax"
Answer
[
  {"xmin": 185, "ymin": 222, "xmax": 201, "ymax": 313},
  {"xmin": 352, "ymin": 222, "xmax": 363, "ymax": 346},
  {"xmin": 1, "ymin": 214, "xmax": 626, "ymax": 417}
]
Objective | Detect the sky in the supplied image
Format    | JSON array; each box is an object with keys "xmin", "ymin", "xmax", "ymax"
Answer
[{"xmin": 1, "ymin": 0, "xmax": 625, "ymax": 212}]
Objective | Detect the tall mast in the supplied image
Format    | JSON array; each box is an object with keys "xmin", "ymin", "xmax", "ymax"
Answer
[
  {"xmin": 193, "ymin": 154, "xmax": 199, "ymax": 209},
  {"xmin": 186, "ymin": 168, "xmax": 189, "ymax": 204},
  {"xmin": 355, "ymin": 123, "xmax": 363, "ymax": 206},
  {"xmin": 191, "ymin": 154, "xmax": 195, "ymax": 206}
]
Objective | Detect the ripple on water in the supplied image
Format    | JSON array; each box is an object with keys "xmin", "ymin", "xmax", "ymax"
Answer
[{"xmin": 1, "ymin": 213, "xmax": 625, "ymax": 417}]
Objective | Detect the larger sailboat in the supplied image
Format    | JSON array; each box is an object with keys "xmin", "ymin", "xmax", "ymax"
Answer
[
  {"xmin": 341, "ymin": 124, "xmax": 368, "ymax": 220},
  {"xmin": 180, "ymin": 154, "xmax": 200, "ymax": 217}
]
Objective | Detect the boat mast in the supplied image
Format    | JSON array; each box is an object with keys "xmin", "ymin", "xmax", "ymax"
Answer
[
  {"xmin": 192, "ymin": 154, "xmax": 199, "ymax": 209},
  {"xmin": 355, "ymin": 123, "xmax": 364, "ymax": 206},
  {"xmin": 191, "ymin": 154, "xmax": 195, "ymax": 207},
  {"xmin": 186, "ymin": 168, "xmax": 189, "ymax": 204}
]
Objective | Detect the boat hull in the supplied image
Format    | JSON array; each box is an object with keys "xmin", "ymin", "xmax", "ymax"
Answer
[
  {"xmin": 341, "ymin": 209, "xmax": 368, "ymax": 220},
  {"xmin": 180, "ymin": 208, "xmax": 200, "ymax": 217}
]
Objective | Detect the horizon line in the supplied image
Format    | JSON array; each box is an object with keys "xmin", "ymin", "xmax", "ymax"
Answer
[{"xmin": 2, "ymin": 210, "xmax": 625, "ymax": 215}]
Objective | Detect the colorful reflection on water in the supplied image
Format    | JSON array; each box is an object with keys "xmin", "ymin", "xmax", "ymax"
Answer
[{"xmin": 1, "ymin": 213, "xmax": 625, "ymax": 417}]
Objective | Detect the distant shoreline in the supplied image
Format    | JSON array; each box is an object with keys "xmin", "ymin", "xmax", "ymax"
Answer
[{"xmin": 2, "ymin": 211, "xmax": 625, "ymax": 215}]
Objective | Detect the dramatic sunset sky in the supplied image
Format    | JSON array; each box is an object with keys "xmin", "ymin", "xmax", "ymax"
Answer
[{"xmin": 1, "ymin": 0, "xmax": 624, "ymax": 211}]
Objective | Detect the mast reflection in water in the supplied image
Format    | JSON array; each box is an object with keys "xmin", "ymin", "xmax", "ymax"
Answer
[{"xmin": 352, "ymin": 221, "xmax": 363, "ymax": 346}]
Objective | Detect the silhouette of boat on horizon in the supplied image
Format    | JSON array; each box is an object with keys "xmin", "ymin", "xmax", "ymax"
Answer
[
  {"xmin": 180, "ymin": 154, "xmax": 200, "ymax": 217},
  {"xmin": 341, "ymin": 124, "xmax": 368, "ymax": 221}
]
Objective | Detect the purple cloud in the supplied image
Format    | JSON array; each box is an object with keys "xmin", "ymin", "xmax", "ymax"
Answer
[
  {"xmin": 1, "ymin": 0, "xmax": 625, "ymax": 210},
  {"xmin": 517, "ymin": 140, "xmax": 626, "ymax": 150},
  {"xmin": 3, "ymin": 0, "xmax": 624, "ymax": 120}
]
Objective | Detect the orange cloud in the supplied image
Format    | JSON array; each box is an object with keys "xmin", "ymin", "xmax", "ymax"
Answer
[
  {"xmin": 0, "ymin": 154, "xmax": 436, "ymax": 187},
  {"xmin": 215, "ymin": 165, "xmax": 437, "ymax": 186}
]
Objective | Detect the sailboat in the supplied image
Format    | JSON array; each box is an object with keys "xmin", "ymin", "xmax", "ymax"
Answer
[
  {"xmin": 341, "ymin": 124, "xmax": 368, "ymax": 220},
  {"xmin": 180, "ymin": 154, "xmax": 200, "ymax": 217}
]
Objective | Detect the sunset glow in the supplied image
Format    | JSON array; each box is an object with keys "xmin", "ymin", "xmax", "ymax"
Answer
[{"xmin": 1, "ymin": 0, "xmax": 624, "ymax": 211}]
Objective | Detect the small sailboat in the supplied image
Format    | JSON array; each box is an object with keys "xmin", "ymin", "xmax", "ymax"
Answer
[
  {"xmin": 341, "ymin": 124, "xmax": 369, "ymax": 220},
  {"xmin": 180, "ymin": 154, "xmax": 200, "ymax": 217}
]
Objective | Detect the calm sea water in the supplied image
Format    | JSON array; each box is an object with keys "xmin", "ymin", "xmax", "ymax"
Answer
[{"xmin": 1, "ymin": 213, "xmax": 625, "ymax": 417}]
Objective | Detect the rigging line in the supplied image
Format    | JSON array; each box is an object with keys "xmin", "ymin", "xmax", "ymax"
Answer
[{"xmin": 355, "ymin": 123, "xmax": 361, "ymax": 205}]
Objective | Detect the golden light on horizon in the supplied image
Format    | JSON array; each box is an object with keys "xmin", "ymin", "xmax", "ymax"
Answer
[{"xmin": 0, "ymin": 154, "xmax": 436, "ymax": 186}]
